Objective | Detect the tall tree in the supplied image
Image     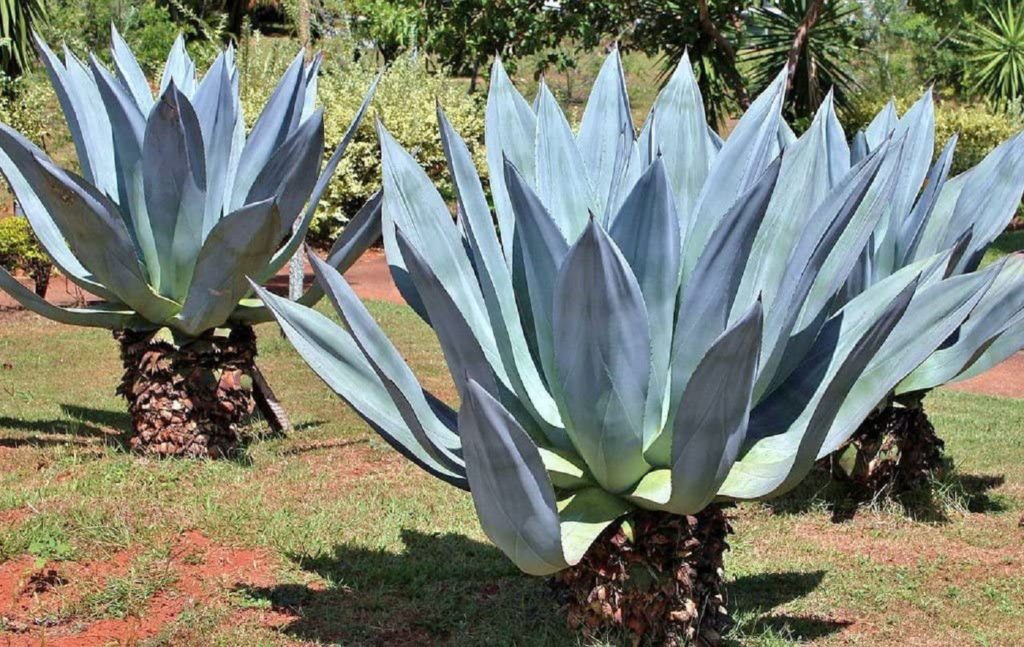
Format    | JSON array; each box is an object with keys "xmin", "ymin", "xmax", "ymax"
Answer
[
  {"xmin": 745, "ymin": 0, "xmax": 860, "ymax": 123},
  {"xmin": 621, "ymin": 0, "xmax": 751, "ymax": 127}
]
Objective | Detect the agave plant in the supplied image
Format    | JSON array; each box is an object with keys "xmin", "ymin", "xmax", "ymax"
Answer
[
  {"xmin": 256, "ymin": 51, "xmax": 995, "ymax": 643},
  {"xmin": 0, "ymin": 29, "xmax": 379, "ymax": 458},
  {"xmin": 822, "ymin": 95, "xmax": 1024, "ymax": 492}
]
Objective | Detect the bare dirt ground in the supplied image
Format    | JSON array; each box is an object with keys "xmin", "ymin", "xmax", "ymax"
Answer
[
  {"xmin": 0, "ymin": 531, "xmax": 289, "ymax": 646},
  {"xmin": 946, "ymin": 352, "xmax": 1024, "ymax": 399}
]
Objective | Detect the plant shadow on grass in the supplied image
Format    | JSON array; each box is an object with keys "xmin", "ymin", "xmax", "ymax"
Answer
[
  {"xmin": 0, "ymin": 405, "xmax": 320, "ymax": 466},
  {"xmin": 236, "ymin": 530, "xmax": 841, "ymax": 646},
  {"xmin": 0, "ymin": 404, "xmax": 130, "ymax": 449},
  {"xmin": 765, "ymin": 465, "xmax": 1008, "ymax": 524},
  {"xmin": 728, "ymin": 570, "xmax": 851, "ymax": 644}
]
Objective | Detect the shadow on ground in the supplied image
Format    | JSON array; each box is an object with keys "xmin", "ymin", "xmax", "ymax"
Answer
[
  {"xmin": 0, "ymin": 404, "xmax": 129, "ymax": 449},
  {"xmin": 237, "ymin": 530, "xmax": 842, "ymax": 645},
  {"xmin": 765, "ymin": 466, "xmax": 1008, "ymax": 523},
  {"xmin": 728, "ymin": 570, "xmax": 850, "ymax": 642}
]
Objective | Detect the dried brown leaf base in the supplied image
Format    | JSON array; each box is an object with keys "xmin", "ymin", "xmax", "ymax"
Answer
[
  {"xmin": 827, "ymin": 402, "xmax": 946, "ymax": 496},
  {"xmin": 551, "ymin": 506, "xmax": 732, "ymax": 646},
  {"xmin": 114, "ymin": 326, "xmax": 258, "ymax": 458}
]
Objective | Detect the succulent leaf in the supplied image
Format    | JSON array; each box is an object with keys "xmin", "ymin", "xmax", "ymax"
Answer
[
  {"xmin": 143, "ymin": 83, "xmax": 208, "ymax": 301},
  {"xmin": 553, "ymin": 220, "xmax": 651, "ymax": 492},
  {"xmin": 485, "ymin": 57, "xmax": 536, "ymax": 263}
]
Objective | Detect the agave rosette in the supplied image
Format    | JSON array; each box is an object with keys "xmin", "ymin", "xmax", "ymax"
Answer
[
  {"xmin": 257, "ymin": 52, "xmax": 995, "ymax": 575},
  {"xmin": 840, "ymin": 97, "xmax": 1024, "ymax": 394},
  {"xmin": 0, "ymin": 29, "xmax": 379, "ymax": 337}
]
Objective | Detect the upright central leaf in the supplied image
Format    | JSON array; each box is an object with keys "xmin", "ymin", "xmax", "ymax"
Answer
[
  {"xmin": 553, "ymin": 221, "xmax": 651, "ymax": 492},
  {"xmin": 143, "ymin": 83, "xmax": 208, "ymax": 301}
]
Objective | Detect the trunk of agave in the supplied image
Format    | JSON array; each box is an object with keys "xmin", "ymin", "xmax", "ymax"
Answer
[
  {"xmin": 114, "ymin": 326, "xmax": 259, "ymax": 458},
  {"xmin": 551, "ymin": 505, "xmax": 732, "ymax": 646},
  {"xmin": 825, "ymin": 399, "xmax": 946, "ymax": 496},
  {"xmin": 26, "ymin": 258, "xmax": 51, "ymax": 298}
]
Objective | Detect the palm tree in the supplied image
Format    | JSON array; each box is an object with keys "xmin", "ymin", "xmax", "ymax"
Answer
[{"xmin": 0, "ymin": 0, "xmax": 46, "ymax": 78}]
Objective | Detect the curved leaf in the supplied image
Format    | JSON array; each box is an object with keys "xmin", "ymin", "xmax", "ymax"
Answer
[
  {"xmin": 0, "ymin": 266, "xmax": 137, "ymax": 329},
  {"xmin": 576, "ymin": 48, "xmax": 633, "ymax": 217},
  {"xmin": 535, "ymin": 82, "xmax": 594, "ymax": 242},
  {"xmin": 458, "ymin": 378, "xmax": 567, "ymax": 576},
  {"xmin": 439, "ymin": 106, "xmax": 565, "ymax": 443},
  {"xmin": 143, "ymin": 83, "xmax": 208, "ymax": 301},
  {"xmin": 311, "ymin": 252, "xmax": 463, "ymax": 473},
  {"xmin": 485, "ymin": 57, "xmax": 536, "ymax": 263},
  {"xmin": 609, "ymin": 159, "xmax": 681, "ymax": 448},
  {"xmin": 176, "ymin": 199, "xmax": 281, "ymax": 335},
  {"xmin": 0, "ymin": 122, "xmax": 118, "ymax": 300},
  {"xmin": 252, "ymin": 282, "xmax": 467, "ymax": 488}
]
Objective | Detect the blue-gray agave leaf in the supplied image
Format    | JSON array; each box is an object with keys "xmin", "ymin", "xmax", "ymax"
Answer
[
  {"xmin": 833, "ymin": 95, "xmax": 1024, "ymax": 401},
  {"xmin": 0, "ymin": 34, "xmax": 378, "ymax": 339},
  {"xmin": 258, "ymin": 52, "xmax": 1002, "ymax": 577}
]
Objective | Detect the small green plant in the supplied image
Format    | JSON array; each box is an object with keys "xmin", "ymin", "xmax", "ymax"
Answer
[
  {"xmin": 27, "ymin": 532, "xmax": 74, "ymax": 563},
  {"xmin": 963, "ymin": 0, "xmax": 1024, "ymax": 109},
  {"xmin": 75, "ymin": 553, "xmax": 177, "ymax": 619}
]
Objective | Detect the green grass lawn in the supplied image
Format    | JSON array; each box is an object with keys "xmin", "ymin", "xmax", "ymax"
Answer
[
  {"xmin": 982, "ymin": 228, "xmax": 1024, "ymax": 267},
  {"xmin": 0, "ymin": 302, "xmax": 1022, "ymax": 646}
]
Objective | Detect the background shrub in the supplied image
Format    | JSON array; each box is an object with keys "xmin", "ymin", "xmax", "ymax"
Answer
[
  {"xmin": 0, "ymin": 73, "xmax": 67, "ymax": 157},
  {"xmin": 38, "ymin": 0, "xmax": 224, "ymax": 74},
  {"xmin": 846, "ymin": 94, "xmax": 1023, "ymax": 173},
  {"xmin": 240, "ymin": 38, "xmax": 484, "ymax": 245},
  {"xmin": 0, "ymin": 216, "xmax": 51, "ymax": 296}
]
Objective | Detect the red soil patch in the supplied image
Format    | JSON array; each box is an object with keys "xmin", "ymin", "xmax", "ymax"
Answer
[
  {"xmin": 945, "ymin": 352, "xmax": 1024, "ymax": 399},
  {"xmin": 796, "ymin": 516, "xmax": 1023, "ymax": 572},
  {"xmin": 0, "ymin": 508, "xmax": 29, "ymax": 526},
  {"xmin": 338, "ymin": 248, "xmax": 403, "ymax": 305},
  {"xmin": 0, "ymin": 531, "xmax": 285, "ymax": 646}
]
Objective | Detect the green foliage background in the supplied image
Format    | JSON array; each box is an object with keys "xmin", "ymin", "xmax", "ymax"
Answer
[{"xmin": 2, "ymin": 0, "xmax": 1024, "ymax": 258}]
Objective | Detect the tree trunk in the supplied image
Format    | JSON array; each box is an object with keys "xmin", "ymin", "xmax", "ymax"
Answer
[
  {"xmin": 114, "ymin": 326, "xmax": 259, "ymax": 458},
  {"xmin": 252, "ymin": 365, "xmax": 292, "ymax": 434},
  {"xmin": 786, "ymin": 0, "xmax": 826, "ymax": 83},
  {"xmin": 825, "ymin": 401, "xmax": 946, "ymax": 496},
  {"xmin": 696, "ymin": 0, "xmax": 750, "ymax": 110},
  {"xmin": 551, "ymin": 506, "xmax": 732, "ymax": 646},
  {"xmin": 26, "ymin": 258, "xmax": 51, "ymax": 298},
  {"xmin": 468, "ymin": 59, "xmax": 480, "ymax": 94}
]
